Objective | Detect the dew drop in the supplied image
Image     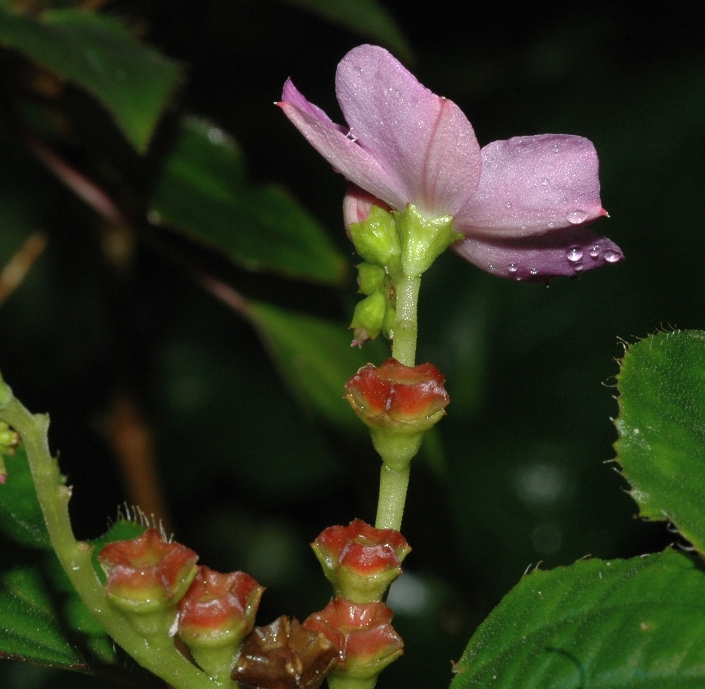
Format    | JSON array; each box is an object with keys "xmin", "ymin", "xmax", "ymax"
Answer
[
  {"xmin": 573, "ymin": 263, "xmax": 584, "ymax": 272},
  {"xmin": 588, "ymin": 246, "xmax": 600, "ymax": 259},
  {"xmin": 521, "ymin": 224, "xmax": 527, "ymax": 230},
  {"xmin": 552, "ymin": 142, "xmax": 560, "ymax": 152},
  {"xmin": 566, "ymin": 247, "xmax": 583, "ymax": 262},
  {"xmin": 604, "ymin": 249, "xmax": 620, "ymax": 263},
  {"xmin": 488, "ymin": 264, "xmax": 495, "ymax": 271},
  {"xmin": 508, "ymin": 263, "xmax": 518, "ymax": 273},
  {"xmin": 505, "ymin": 200, "xmax": 512, "ymax": 208},
  {"xmin": 547, "ymin": 222, "xmax": 555, "ymax": 228},
  {"xmin": 541, "ymin": 178, "xmax": 549, "ymax": 186},
  {"xmin": 530, "ymin": 268, "xmax": 538, "ymax": 275},
  {"xmin": 566, "ymin": 209, "xmax": 588, "ymax": 224}
]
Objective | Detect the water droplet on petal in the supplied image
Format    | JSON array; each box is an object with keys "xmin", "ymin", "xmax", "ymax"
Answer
[
  {"xmin": 566, "ymin": 209, "xmax": 588, "ymax": 224},
  {"xmin": 573, "ymin": 263, "xmax": 584, "ymax": 272},
  {"xmin": 541, "ymin": 178, "xmax": 549, "ymax": 186},
  {"xmin": 488, "ymin": 264, "xmax": 495, "ymax": 271},
  {"xmin": 508, "ymin": 263, "xmax": 518, "ymax": 273},
  {"xmin": 552, "ymin": 143, "xmax": 560, "ymax": 152},
  {"xmin": 505, "ymin": 200, "xmax": 512, "ymax": 208},
  {"xmin": 521, "ymin": 224, "xmax": 527, "ymax": 230},
  {"xmin": 604, "ymin": 250, "xmax": 621, "ymax": 263},
  {"xmin": 588, "ymin": 246, "xmax": 600, "ymax": 259},
  {"xmin": 566, "ymin": 247, "xmax": 583, "ymax": 262},
  {"xmin": 530, "ymin": 268, "xmax": 538, "ymax": 275},
  {"xmin": 547, "ymin": 222, "xmax": 555, "ymax": 228}
]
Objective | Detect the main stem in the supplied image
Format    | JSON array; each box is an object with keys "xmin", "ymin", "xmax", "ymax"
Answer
[
  {"xmin": 391, "ymin": 274, "xmax": 421, "ymax": 367},
  {"xmin": 0, "ymin": 391, "xmax": 232, "ymax": 689},
  {"xmin": 374, "ymin": 272, "xmax": 421, "ymax": 531}
]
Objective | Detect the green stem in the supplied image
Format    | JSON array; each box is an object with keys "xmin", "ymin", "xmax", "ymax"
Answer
[
  {"xmin": 0, "ymin": 392, "xmax": 233, "ymax": 689},
  {"xmin": 375, "ymin": 464, "xmax": 410, "ymax": 531},
  {"xmin": 391, "ymin": 274, "xmax": 420, "ymax": 366}
]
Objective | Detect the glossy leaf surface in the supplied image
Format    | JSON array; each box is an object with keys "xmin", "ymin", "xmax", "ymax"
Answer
[
  {"xmin": 0, "ymin": 2, "xmax": 181, "ymax": 152},
  {"xmin": 451, "ymin": 549, "xmax": 705, "ymax": 688},
  {"xmin": 150, "ymin": 117, "xmax": 347, "ymax": 285},
  {"xmin": 247, "ymin": 301, "xmax": 386, "ymax": 432},
  {"xmin": 614, "ymin": 330, "xmax": 705, "ymax": 552}
]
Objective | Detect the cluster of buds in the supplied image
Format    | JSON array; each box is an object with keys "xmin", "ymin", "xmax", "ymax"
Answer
[
  {"xmin": 346, "ymin": 358, "xmax": 449, "ymax": 469},
  {"xmin": 98, "ymin": 529, "xmax": 263, "ymax": 680}
]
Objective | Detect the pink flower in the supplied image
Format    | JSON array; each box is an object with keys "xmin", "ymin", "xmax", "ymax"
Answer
[{"xmin": 279, "ymin": 45, "xmax": 622, "ymax": 282}]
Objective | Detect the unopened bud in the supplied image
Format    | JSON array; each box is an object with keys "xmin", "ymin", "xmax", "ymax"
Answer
[
  {"xmin": 311, "ymin": 519, "xmax": 410, "ymax": 603},
  {"xmin": 348, "ymin": 205, "xmax": 401, "ymax": 270}
]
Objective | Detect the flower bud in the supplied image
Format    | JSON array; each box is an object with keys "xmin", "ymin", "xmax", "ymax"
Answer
[
  {"xmin": 0, "ymin": 421, "xmax": 20, "ymax": 484},
  {"xmin": 356, "ymin": 263, "xmax": 386, "ymax": 296},
  {"xmin": 232, "ymin": 615, "xmax": 338, "ymax": 689},
  {"xmin": 178, "ymin": 566, "xmax": 264, "ymax": 679},
  {"xmin": 347, "ymin": 205, "xmax": 401, "ymax": 270},
  {"xmin": 98, "ymin": 528, "xmax": 198, "ymax": 637},
  {"xmin": 345, "ymin": 358, "xmax": 449, "ymax": 469},
  {"xmin": 311, "ymin": 519, "xmax": 410, "ymax": 603},
  {"xmin": 303, "ymin": 598, "xmax": 403, "ymax": 689},
  {"xmin": 350, "ymin": 292, "xmax": 387, "ymax": 345}
]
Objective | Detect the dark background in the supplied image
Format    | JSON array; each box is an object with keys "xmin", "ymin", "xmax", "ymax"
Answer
[{"xmin": 1, "ymin": 1, "xmax": 703, "ymax": 686}]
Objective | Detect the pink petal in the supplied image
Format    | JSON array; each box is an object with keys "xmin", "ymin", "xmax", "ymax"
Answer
[
  {"xmin": 342, "ymin": 184, "xmax": 391, "ymax": 231},
  {"xmin": 455, "ymin": 135, "xmax": 606, "ymax": 238},
  {"xmin": 282, "ymin": 78, "xmax": 344, "ymax": 131},
  {"xmin": 278, "ymin": 82, "xmax": 408, "ymax": 210},
  {"xmin": 453, "ymin": 225, "xmax": 624, "ymax": 282},
  {"xmin": 335, "ymin": 45, "xmax": 482, "ymax": 217}
]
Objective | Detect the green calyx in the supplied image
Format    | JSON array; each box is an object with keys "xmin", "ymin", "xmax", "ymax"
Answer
[{"xmin": 395, "ymin": 204, "xmax": 460, "ymax": 278}]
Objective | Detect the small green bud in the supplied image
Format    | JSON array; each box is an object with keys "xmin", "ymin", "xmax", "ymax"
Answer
[
  {"xmin": 350, "ymin": 292, "xmax": 387, "ymax": 344},
  {"xmin": 348, "ymin": 205, "xmax": 401, "ymax": 269},
  {"xmin": 396, "ymin": 204, "xmax": 461, "ymax": 277},
  {"xmin": 357, "ymin": 263, "xmax": 386, "ymax": 296}
]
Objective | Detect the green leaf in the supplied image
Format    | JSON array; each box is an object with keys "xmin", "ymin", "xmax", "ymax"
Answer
[
  {"xmin": 150, "ymin": 117, "xmax": 348, "ymax": 285},
  {"xmin": 614, "ymin": 330, "xmax": 705, "ymax": 553},
  {"xmin": 0, "ymin": 444, "xmax": 51, "ymax": 549},
  {"xmin": 246, "ymin": 300, "xmax": 387, "ymax": 432},
  {"xmin": 280, "ymin": 0, "xmax": 412, "ymax": 62},
  {"xmin": 451, "ymin": 549, "xmax": 705, "ymax": 688},
  {"xmin": 0, "ymin": 2, "xmax": 181, "ymax": 152},
  {"xmin": 0, "ymin": 566, "xmax": 85, "ymax": 668}
]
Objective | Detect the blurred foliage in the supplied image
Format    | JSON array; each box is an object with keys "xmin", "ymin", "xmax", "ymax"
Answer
[{"xmin": 0, "ymin": 0, "xmax": 703, "ymax": 687}]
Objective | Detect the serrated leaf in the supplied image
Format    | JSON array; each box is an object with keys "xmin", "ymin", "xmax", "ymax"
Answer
[
  {"xmin": 281, "ymin": 0, "xmax": 412, "ymax": 61},
  {"xmin": 451, "ymin": 549, "xmax": 705, "ymax": 688},
  {"xmin": 151, "ymin": 117, "xmax": 348, "ymax": 285},
  {"xmin": 246, "ymin": 300, "xmax": 387, "ymax": 432},
  {"xmin": 0, "ymin": 566, "xmax": 85, "ymax": 668},
  {"xmin": 614, "ymin": 330, "xmax": 705, "ymax": 552},
  {"xmin": 0, "ymin": 2, "xmax": 181, "ymax": 152},
  {"xmin": 0, "ymin": 444, "xmax": 51, "ymax": 549}
]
